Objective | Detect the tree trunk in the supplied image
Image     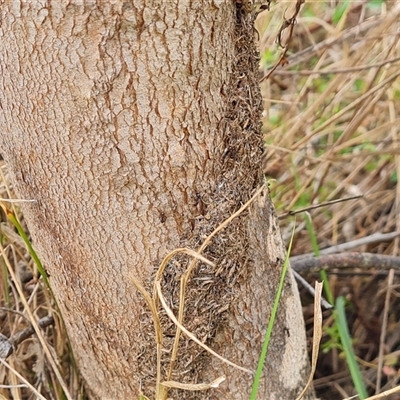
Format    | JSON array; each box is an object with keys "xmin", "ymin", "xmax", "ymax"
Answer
[{"xmin": 0, "ymin": 1, "xmax": 313, "ymax": 399}]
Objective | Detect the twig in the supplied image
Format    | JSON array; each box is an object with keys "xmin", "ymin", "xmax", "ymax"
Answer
[
  {"xmin": 290, "ymin": 232, "xmax": 400, "ymax": 262},
  {"xmin": 291, "ymin": 252, "xmax": 400, "ymax": 273},
  {"xmin": 292, "ymin": 270, "xmax": 333, "ymax": 310},
  {"xmin": 278, "ymin": 195, "xmax": 362, "ymax": 219},
  {"xmin": 0, "ymin": 315, "xmax": 54, "ymax": 359},
  {"xmin": 259, "ymin": 0, "xmax": 304, "ymax": 83},
  {"xmin": 324, "ymin": 270, "xmax": 400, "ymax": 278}
]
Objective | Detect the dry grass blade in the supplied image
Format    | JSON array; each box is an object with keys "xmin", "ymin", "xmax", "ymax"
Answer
[
  {"xmin": 168, "ymin": 183, "xmax": 267, "ymax": 380},
  {"xmin": 161, "ymin": 376, "xmax": 226, "ymax": 391},
  {"xmin": 283, "ymin": 3, "xmax": 400, "ymax": 67},
  {"xmin": 129, "ymin": 276, "xmax": 162, "ymax": 346},
  {"xmin": 292, "ymin": 70, "xmax": 400, "ymax": 153},
  {"xmin": 129, "ymin": 276, "xmax": 163, "ymax": 397},
  {"xmin": 0, "ymin": 199, "xmax": 36, "ymax": 203},
  {"xmin": 153, "ymin": 247, "xmax": 215, "ymax": 289},
  {"xmin": 0, "ymin": 242, "xmax": 73, "ymax": 400},
  {"xmin": 155, "ymin": 247, "xmax": 216, "ymax": 383},
  {"xmin": 0, "ymin": 358, "xmax": 47, "ymax": 400},
  {"xmin": 296, "ymin": 281, "xmax": 323, "ymax": 400},
  {"xmin": 155, "ymin": 281, "xmax": 253, "ymax": 375},
  {"xmin": 131, "ymin": 247, "xmax": 215, "ymax": 399},
  {"xmin": 273, "ymin": 54, "xmax": 400, "ymax": 75},
  {"xmin": 375, "ymin": 268, "xmax": 395, "ymax": 393},
  {"xmin": 348, "ymin": 385, "xmax": 400, "ymax": 400}
]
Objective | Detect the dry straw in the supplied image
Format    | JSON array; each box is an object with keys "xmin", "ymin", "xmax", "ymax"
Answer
[{"xmin": 130, "ymin": 184, "xmax": 267, "ymax": 399}]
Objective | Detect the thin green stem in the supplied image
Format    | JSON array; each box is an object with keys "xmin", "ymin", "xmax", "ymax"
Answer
[
  {"xmin": 6, "ymin": 212, "xmax": 51, "ymax": 290},
  {"xmin": 249, "ymin": 225, "xmax": 295, "ymax": 400}
]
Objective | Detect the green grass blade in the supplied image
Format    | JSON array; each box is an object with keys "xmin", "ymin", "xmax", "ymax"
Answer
[
  {"xmin": 1, "ymin": 258, "xmax": 10, "ymax": 305},
  {"xmin": 336, "ymin": 296, "xmax": 368, "ymax": 399},
  {"xmin": 303, "ymin": 212, "xmax": 334, "ymax": 306},
  {"xmin": 303, "ymin": 212, "xmax": 320, "ymax": 257},
  {"xmin": 249, "ymin": 225, "xmax": 295, "ymax": 400},
  {"xmin": 6, "ymin": 211, "xmax": 51, "ymax": 290}
]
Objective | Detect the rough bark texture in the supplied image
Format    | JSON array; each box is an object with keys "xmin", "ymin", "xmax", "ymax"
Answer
[{"xmin": 0, "ymin": 1, "xmax": 314, "ymax": 399}]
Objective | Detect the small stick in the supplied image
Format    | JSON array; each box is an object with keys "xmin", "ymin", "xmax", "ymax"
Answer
[
  {"xmin": 291, "ymin": 252, "xmax": 400, "ymax": 273},
  {"xmin": 292, "ymin": 270, "xmax": 333, "ymax": 310},
  {"xmin": 290, "ymin": 231, "xmax": 400, "ymax": 262},
  {"xmin": 259, "ymin": 0, "xmax": 304, "ymax": 83},
  {"xmin": 278, "ymin": 195, "xmax": 362, "ymax": 220},
  {"xmin": 0, "ymin": 315, "xmax": 54, "ymax": 359}
]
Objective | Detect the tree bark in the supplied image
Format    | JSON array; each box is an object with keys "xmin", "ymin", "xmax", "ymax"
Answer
[{"xmin": 0, "ymin": 1, "xmax": 314, "ymax": 399}]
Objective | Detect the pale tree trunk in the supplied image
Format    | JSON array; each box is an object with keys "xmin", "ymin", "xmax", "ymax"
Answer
[{"xmin": 0, "ymin": 1, "xmax": 314, "ymax": 399}]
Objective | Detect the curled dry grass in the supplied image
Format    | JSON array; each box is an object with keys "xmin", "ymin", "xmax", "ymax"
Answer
[{"xmin": 257, "ymin": 1, "xmax": 400, "ymax": 399}]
